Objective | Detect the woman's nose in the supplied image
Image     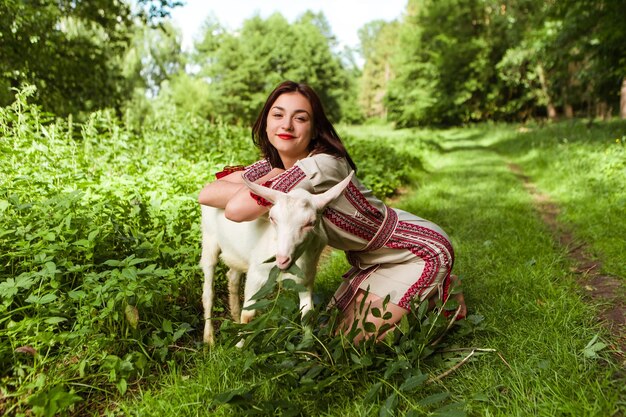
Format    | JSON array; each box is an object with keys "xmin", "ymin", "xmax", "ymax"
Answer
[{"xmin": 282, "ymin": 118, "xmax": 293, "ymax": 130}]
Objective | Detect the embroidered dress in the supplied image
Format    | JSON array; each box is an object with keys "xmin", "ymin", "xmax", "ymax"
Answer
[{"xmin": 240, "ymin": 154, "xmax": 455, "ymax": 312}]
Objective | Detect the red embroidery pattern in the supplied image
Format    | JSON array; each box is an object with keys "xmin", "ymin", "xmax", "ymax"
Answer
[
  {"xmin": 269, "ymin": 166, "xmax": 306, "ymax": 192},
  {"xmin": 325, "ymin": 208, "xmax": 377, "ymax": 242},
  {"xmin": 333, "ymin": 265, "xmax": 379, "ymax": 311},
  {"xmin": 344, "ymin": 182, "xmax": 384, "ymax": 222},
  {"xmin": 387, "ymin": 221, "xmax": 454, "ymax": 310},
  {"xmin": 362, "ymin": 207, "xmax": 398, "ymax": 252},
  {"xmin": 242, "ymin": 160, "xmax": 271, "ymax": 182},
  {"xmin": 215, "ymin": 165, "xmax": 245, "ymax": 179}
]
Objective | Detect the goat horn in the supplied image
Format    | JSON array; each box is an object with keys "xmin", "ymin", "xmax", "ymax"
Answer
[
  {"xmin": 312, "ymin": 170, "xmax": 354, "ymax": 210},
  {"xmin": 242, "ymin": 175, "xmax": 284, "ymax": 204}
]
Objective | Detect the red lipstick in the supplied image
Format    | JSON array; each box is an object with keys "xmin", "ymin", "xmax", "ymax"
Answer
[{"xmin": 277, "ymin": 134, "xmax": 295, "ymax": 140}]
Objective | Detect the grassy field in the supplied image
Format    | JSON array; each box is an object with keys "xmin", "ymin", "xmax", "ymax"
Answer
[{"xmin": 2, "ymin": 94, "xmax": 624, "ymax": 416}]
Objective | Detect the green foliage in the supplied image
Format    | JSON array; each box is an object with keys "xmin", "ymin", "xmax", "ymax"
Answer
[
  {"xmin": 344, "ymin": 134, "xmax": 424, "ymax": 199},
  {"xmin": 0, "ymin": 0, "xmax": 182, "ymax": 117},
  {"xmin": 492, "ymin": 119, "xmax": 626, "ymax": 276},
  {"xmin": 379, "ymin": 0, "xmax": 626, "ymax": 126},
  {"xmin": 358, "ymin": 20, "xmax": 400, "ymax": 119},
  {"xmin": 187, "ymin": 11, "xmax": 360, "ymax": 124},
  {"xmin": 213, "ymin": 266, "xmax": 480, "ymax": 416},
  {"xmin": 0, "ymin": 87, "xmax": 254, "ymax": 414},
  {"xmin": 0, "ymin": 87, "xmax": 421, "ymax": 415}
]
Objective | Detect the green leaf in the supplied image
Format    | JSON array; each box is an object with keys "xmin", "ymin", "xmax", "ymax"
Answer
[
  {"xmin": 125, "ymin": 305, "xmax": 139, "ymax": 329},
  {"xmin": 379, "ymin": 393, "xmax": 398, "ymax": 417},
  {"xmin": 26, "ymin": 293, "xmax": 57, "ymax": 304},
  {"xmin": 250, "ymin": 267, "xmax": 279, "ymax": 300},
  {"xmin": 285, "ymin": 262, "xmax": 304, "ymax": 279},
  {"xmin": 116, "ymin": 378, "xmax": 128, "ymax": 395},
  {"xmin": 582, "ymin": 334, "xmax": 607, "ymax": 358},
  {"xmin": 242, "ymin": 299, "xmax": 273, "ymax": 310},
  {"xmin": 363, "ymin": 382, "xmax": 382, "ymax": 403},
  {"xmin": 418, "ymin": 392, "xmax": 449, "ymax": 407},
  {"xmin": 399, "ymin": 373, "xmax": 428, "ymax": 392},
  {"xmin": 431, "ymin": 402, "xmax": 466, "ymax": 417},
  {"xmin": 214, "ymin": 387, "xmax": 253, "ymax": 404},
  {"xmin": 162, "ymin": 319, "xmax": 173, "ymax": 333},
  {"xmin": 44, "ymin": 317, "xmax": 67, "ymax": 324},
  {"xmin": 363, "ymin": 321, "xmax": 377, "ymax": 333}
]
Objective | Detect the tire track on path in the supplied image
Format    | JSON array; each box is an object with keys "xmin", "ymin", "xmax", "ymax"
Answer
[{"xmin": 507, "ymin": 162, "xmax": 626, "ymax": 357}]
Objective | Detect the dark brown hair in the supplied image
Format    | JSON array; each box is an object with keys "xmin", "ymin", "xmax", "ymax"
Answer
[{"xmin": 251, "ymin": 81, "xmax": 357, "ymax": 171}]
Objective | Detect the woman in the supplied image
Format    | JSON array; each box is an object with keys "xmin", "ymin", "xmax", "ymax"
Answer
[{"xmin": 198, "ymin": 81, "xmax": 466, "ymax": 342}]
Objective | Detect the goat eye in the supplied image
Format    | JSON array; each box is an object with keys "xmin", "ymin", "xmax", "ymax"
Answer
[
  {"xmin": 268, "ymin": 216, "xmax": 275, "ymax": 223},
  {"xmin": 302, "ymin": 220, "xmax": 315, "ymax": 229}
]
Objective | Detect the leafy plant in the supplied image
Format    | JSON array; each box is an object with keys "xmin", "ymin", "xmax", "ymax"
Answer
[{"xmin": 213, "ymin": 265, "xmax": 483, "ymax": 416}]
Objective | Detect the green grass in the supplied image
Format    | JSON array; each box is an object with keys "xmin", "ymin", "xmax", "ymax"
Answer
[
  {"xmin": 395, "ymin": 124, "xmax": 624, "ymax": 416},
  {"xmin": 491, "ymin": 120, "xmax": 626, "ymax": 277}
]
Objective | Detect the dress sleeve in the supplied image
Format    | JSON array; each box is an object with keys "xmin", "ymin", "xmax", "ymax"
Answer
[
  {"xmin": 263, "ymin": 154, "xmax": 350, "ymax": 194},
  {"xmin": 241, "ymin": 159, "xmax": 272, "ymax": 182},
  {"xmin": 295, "ymin": 154, "xmax": 352, "ymax": 193},
  {"xmin": 247, "ymin": 154, "xmax": 351, "ymax": 206}
]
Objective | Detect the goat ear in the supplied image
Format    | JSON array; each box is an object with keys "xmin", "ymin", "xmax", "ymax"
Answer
[
  {"xmin": 242, "ymin": 176, "xmax": 283, "ymax": 204},
  {"xmin": 312, "ymin": 171, "xmax": 354, "ymax": 210}
]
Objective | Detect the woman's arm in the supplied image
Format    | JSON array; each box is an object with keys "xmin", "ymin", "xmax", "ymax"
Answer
[
  {"xmin": 198, "ymin": 171, "xmax": 246, "ymax": 208},
  {"xmin": 225, "ymin": 168, "xmax": 285, "ymax": 222}
]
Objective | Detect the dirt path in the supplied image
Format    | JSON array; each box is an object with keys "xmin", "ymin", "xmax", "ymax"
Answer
[{"xmin": 508, "ymin": 162, "xmax": 626, "ymax": 357}]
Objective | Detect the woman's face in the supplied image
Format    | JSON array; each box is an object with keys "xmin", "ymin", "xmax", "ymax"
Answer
[{"xmin": 265, "ymin": 92, "xmax": 314, "ymax": 166}]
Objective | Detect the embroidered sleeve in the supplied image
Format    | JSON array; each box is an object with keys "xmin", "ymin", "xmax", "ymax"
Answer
[
  {"xmin": 214, "ymin": 165, "xmax": 245, "ymax": 179},
  {"xmin": 267, "ymin": 165, "xmax": 307, "ymax": 192},
  {"xmin": 242, "ymin": 159, "xmax": 272, "ymax": 182},
  {"xmin": 248, "ymin": 165, "xmax": 310, "ymax": 207}
]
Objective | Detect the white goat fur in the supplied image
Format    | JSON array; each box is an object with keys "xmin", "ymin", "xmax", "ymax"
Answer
[{"xmin": 200, "ymin": 172, "xmax": 354, "ymax": 345}]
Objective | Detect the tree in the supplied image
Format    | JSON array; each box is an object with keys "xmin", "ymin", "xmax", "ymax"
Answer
[
  {"xmin": 387, "ymin": 0, "xmax": 501, "ymax": 126},
  {"xmin": 358, "ymin": 20, "xmax": 399, "ymax": 119},
  {"xmin": 0, "ymin": 0, "xmax": 181, "ymax": 116},
  {"xmin": 189, "ymin": 11, "xmax": 354, "ymax": 124},
  {"xmin": 550, "ymin": 0, "xmax": 626, "ymax": 119}
]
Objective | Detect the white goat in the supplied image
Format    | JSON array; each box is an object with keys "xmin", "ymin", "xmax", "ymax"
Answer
[{"xmin": 200, "ymin": 172, "xmax": 354, "ymax": 345}]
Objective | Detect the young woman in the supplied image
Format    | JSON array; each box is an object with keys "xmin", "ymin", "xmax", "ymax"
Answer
[{"xmin": 198, "ymin": 81, "xmax": 466, "ymax": 341}]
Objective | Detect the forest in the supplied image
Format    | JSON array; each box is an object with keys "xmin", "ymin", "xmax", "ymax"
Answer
[
  {"xmin": 1, "ymin": 1, "xmax": 625, "ymax": 416},
  {"xmin": 2, "ymin": 0, "xmax": 625, "ymax": 126}
]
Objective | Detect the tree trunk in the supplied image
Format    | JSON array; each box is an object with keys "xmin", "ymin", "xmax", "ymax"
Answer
[
  {"xmin": 563, "ymin": 88, "xmax": 574, "ymax": 118},
  {"xmin": 596, "ymin": 101, "xmax": 609, "ymax": 120},
  {"xmin": 537, "ymin": 63, "xmax": 557, "ymax": 120},
  {"xmin": 620, "ymin": 77, "xmax": 626, "ymax": 119}
]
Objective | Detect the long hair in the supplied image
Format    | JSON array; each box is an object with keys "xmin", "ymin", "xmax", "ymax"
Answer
[{"xmin": 251, "ymin": 81, "xmax": 357, "ymax": 171}]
